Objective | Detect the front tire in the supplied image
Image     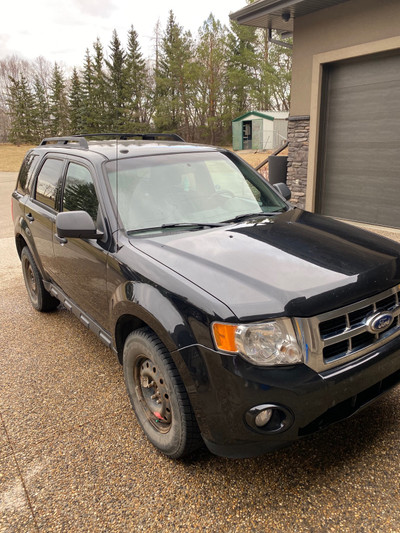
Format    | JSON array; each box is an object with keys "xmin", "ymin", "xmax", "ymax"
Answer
[
  {"xmin": 21, "ymin": 247, "xmax": 59, "ymax": 312},
  {"xmin": 123, "ymin": 328, "xmax": 202, "ymax": 458}
]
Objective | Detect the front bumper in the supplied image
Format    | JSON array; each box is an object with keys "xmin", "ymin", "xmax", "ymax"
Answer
[{"xmin": 174, "ymin": 335, "xmax": 400, "ymax": 458}]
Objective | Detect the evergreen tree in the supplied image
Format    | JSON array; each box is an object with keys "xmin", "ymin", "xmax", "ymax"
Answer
[
  {"xmin": 68, "ymin": 68, "xmax": 84, "ymax": 134},
  {"xmin": 3, "ymin": 10, "xmax": 292, "ymax": 146},
  {"xmin": 92, "ymin": 38, "xmax": 109, "ymax": 130},
  {"xmin": 153, "ymin": 11, "xmax": 194, "ymax": 138},
  {"xmin": 7, "ymin": 74, "xmax": 37, "ymax": 143},
  {"xmin": 252, "ymin": 28, "xmax": 273, "ymax": 111},
  {"xmin": 49, "ymin": 63, "xmax": 69, "ymax": 136},
  {"xmin": 81, "ymin": 49, "xmax": 97, "ymax": 132},
  {"xmin": 196, "ymin": 15, "xmax": 228, "ymax": 144},
  {"xmin": 125, "ymin": 25, "xmax": 148, "ymax": 131},
  {"xmin": 226, "ymin": 21, "xmax": 259, "ymax": 117},
  {"xmin": 105, "ymin": 30, "xmax": 128, "ymax": 130},
  {"xmin": 245, "ymin": 0, "xmax": 292, "ymax": 111},
  {"xmin": 32, "ymin": 74, "xmax": 50, "ymax": 139}
]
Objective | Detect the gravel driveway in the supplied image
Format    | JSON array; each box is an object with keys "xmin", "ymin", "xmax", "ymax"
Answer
[{"xmin": 1, "ymin": 171, "xmax": 400, "ymax": 532}]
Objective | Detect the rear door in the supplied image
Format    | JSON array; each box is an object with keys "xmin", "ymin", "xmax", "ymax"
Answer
[
  {"xmin": 52, "ymin": 159, "xmax": 110, "ymax": 330},
  {"xmin": 24, "ymin": 156, "xmax": 65, "ymax": 278}
]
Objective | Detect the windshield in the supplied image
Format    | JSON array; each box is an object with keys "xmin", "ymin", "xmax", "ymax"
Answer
[{"xmin": 105, "ymin": 151, "xmax": 287, "ymax": 233}]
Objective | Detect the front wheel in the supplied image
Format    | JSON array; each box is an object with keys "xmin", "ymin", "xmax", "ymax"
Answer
[
  {"xmin": 21, "ymin": 247, "xmax": 59, "ymax": 312},
  {"xmin": 123, "ymin": 328, "xmax": 202, "ymax": 458}
]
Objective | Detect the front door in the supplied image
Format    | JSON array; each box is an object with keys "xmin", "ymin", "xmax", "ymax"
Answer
[{"xmin": 52, "ymin": 161, "xmax": 110, "ymax": 330}]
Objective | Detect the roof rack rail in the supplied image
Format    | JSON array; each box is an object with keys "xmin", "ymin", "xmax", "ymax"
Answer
[
  {"xmin": 77, "ymin": 132, "xmax": 185, "ymax": 142},
  {"xmin": 40, "ymin": 136, "xmax": 89, "ymax": 149}
]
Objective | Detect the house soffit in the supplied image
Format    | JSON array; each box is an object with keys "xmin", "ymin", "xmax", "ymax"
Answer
[{"xmin": 230, "ymin": 0, "xmax": 351, "ymax": 32}]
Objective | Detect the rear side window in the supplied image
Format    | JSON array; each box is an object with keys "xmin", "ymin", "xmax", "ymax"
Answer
[
  {"xmin": 35, "ymin": 158, "xmax": 64, "ymax": 209},
  {"xmin": 17, "ymin": 153, "xmax": 39, "ymax": 195},
  {"xmin": 63, "ymin": 163, "xmax": 99, "ymax": 222}
]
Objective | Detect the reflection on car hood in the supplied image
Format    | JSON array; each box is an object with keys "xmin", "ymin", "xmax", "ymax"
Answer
[{"xmin": 130, "ymin": 210, "xmax": 400, "ymax": 320}]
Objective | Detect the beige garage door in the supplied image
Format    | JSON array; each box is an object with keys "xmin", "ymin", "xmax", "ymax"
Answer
[{"xmin": 316, "ymin": 52, "xmax": 400, "ymax": 228}]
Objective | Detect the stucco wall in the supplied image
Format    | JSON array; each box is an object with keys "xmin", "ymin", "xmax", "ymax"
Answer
[{"xmin": 291, "ymin": 0, "xmax": 400, "ymax": 116}]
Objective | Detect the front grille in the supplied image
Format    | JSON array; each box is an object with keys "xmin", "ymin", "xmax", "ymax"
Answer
[{"xmin": 296, "ymin": 285, "xmax": 400, "ymax": 372}]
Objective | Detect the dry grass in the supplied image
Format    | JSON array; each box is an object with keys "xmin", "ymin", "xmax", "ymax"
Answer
[
  {"xmin": 221, "ymin": 147, "xmax": 272, "ymax": 168},
  {"xmin": 239, "ymin": 150, "xmax": 275, "ymax": 168},
  {"xmin": 0, "ymin": 144, "xmax": 36, "ymax": 172},
  {"xmin": 0, "ymin": 143, "xmax": 286, "ymax": 172}
]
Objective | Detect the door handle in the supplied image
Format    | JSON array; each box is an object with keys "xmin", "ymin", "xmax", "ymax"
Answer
[
  {"xmin": 54, "ymin": 234, "xmax": 68, "ymax": 245},
  {"xmin": 26, "ymin": 213, "xmax": 34, "ymax": 222}
]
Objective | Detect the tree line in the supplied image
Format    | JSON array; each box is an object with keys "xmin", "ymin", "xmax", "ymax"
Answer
[{"xmin": 0, "ymin": 10, "xmax": 291, "ymax": 146}]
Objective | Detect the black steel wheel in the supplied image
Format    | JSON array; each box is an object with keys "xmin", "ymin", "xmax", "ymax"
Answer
[
  {"xmin": 123, "ymin": 328, "xmax": 202, "ymax": 458},
  {"xmin": 21, "ymin": 247, "xmax": 59, "ymax": 312}
]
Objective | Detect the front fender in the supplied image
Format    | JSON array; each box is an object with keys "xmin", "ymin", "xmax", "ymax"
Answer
[{"xmin": 110, "ymin": 281, "xmax": 201, "ymax": 355}]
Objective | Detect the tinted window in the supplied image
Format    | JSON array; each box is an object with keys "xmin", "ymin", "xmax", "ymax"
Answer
[
  {"xmin": 17, "ymin": 153, "xmax": 39, "ymax": 195},
  {"xmin": 63, "ymin": 163, "xmax": 98, "ymax": 222},
  {"xmin": 35, "ymin": 158, "xmax": 64, "ymax": 209}
]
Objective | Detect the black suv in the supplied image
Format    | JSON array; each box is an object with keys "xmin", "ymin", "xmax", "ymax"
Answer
[{"xmin": 12, "ymin": 134, "xmax": 400, "ymax": 458}]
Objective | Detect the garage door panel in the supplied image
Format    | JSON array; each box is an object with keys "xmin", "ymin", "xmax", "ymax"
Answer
[
  {"xmin": 324, "ymin": 144, "xmax": 399, "ymax": 176},
  {"xmin": 329, "ymin": 54, "xmax": 400, "ymax": 89},
  {"xmin": 321, "ymin": 188, "xmax": 400, "ymax": 226},
  {"xmin": 330, "ymin": 84, "xmax": 399, "ymax": 123},
  {"xmin": 317, "ymin": 52, "xmax": 400, "ymax": 228},
  {"xmin": 328, "ymin": 84, "xmax": 400, "ymax": 143}
]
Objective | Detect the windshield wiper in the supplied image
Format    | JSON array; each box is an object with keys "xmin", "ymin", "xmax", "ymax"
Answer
[
  {"xmin": 161, "ymin": 222, "xmax": 225, "ymax": 228},
  {"xmin": 222, "ymin": 212, "xmax": 282, "ymax": 223},
  {"xmin": 128, "ymin": 222, "xmax": 225, "ymax": 234}
]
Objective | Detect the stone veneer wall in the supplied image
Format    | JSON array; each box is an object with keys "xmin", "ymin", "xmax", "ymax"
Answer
[{"xmin": 286, "ymin": 116, "xmax": 310, "ymax": 209}]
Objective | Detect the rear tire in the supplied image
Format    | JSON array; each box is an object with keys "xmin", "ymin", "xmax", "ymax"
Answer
[
  {"xmin": 21, "ymin": 247, "xmax": 59, "ymax": 312},
  {"xmin": 123, "ymin": 328, "xmax": 202, "ymax": 458}
]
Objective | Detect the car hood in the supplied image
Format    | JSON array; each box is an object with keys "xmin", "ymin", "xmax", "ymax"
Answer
[{"xmin": 130, "ymin": 209, "xmax": 400, "ymax": 320}]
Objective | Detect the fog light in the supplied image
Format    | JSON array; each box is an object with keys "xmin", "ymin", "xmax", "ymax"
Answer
[
  {"xmin": 254, "ymin": 408, "xmax": 273, "ymax": 427},
  {"xmin": 246, "ymin": 403, "xmax": 294, "ymax": 433}
]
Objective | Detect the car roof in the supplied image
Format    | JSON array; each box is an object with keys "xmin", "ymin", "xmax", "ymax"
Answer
[
  {"xmin": 34, "ymin": 136, "xmax": 222, "ymax": 161},
  {"xmin": 87, "ymin": 140, "xmax": 221, "ymax": 160}
]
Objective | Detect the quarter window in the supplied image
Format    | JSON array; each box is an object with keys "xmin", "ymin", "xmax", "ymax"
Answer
[
  {"xmin": 17, "ymin": 153, "xmax": 39, "ymax": 195},
  {"xmin": 63, "ymin": 163, "xmax": 99, "ymax": 222},
  {"xmin": 35, "ymin": 158, "xmax": 64, "ymax": 209}
]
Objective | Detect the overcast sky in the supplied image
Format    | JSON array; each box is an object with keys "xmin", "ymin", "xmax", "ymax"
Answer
[{"xmin": 1, "ymin": 0, "xmax": 247, "ymax": 69}]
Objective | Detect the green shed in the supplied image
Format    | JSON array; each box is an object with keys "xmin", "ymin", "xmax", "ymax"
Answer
[{"xmin": 232, "ymin": 111, "xmax": 288, "ymax": 151}]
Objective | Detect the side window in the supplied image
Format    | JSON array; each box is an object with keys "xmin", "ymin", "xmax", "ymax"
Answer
[
  {"xmin": 17, "ymin": 153, "xmax": 39, "ymax": 195},
  {"xmin": 63, "ymin": 163, "xmax": 99, "ymax": 222},
  {"xmin": 35, "ymin": 158, "xmax": 64, "ymax": 209}
]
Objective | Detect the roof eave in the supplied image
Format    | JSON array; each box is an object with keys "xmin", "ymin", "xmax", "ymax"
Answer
[
  {"xmin": 230, "ymin": 0, "xmax": 301, "ymax": 31},
  {"xmin": 230, "ymin": 0, "xmax": 351, "ymax": 31}
]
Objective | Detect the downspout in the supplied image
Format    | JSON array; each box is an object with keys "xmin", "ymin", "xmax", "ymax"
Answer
[{"xmin": 268, "ymin": 28, "xmax": 293, "ymax": 49}]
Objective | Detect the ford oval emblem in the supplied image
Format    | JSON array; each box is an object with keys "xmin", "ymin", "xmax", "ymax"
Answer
[{"xmin": 366, "ymin": 312, "xmax": 394, "ymax": 334}]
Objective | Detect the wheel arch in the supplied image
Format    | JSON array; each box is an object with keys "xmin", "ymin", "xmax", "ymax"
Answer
[
  {"xmin": 112, "ymin": 281, "xmax": 201, "ymax": 364},
  {"xmin": 115, "ymin": 314, "xmax": 150, "ymax": 363},
  {"xmin": 15, "ymin": 233, "xmax": 28, "ymax": 258}
]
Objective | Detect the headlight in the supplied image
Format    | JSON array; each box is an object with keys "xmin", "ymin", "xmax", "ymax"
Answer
[{"xmin": 212, "ymin": 319, "xmax": 303, "ymax": 366}]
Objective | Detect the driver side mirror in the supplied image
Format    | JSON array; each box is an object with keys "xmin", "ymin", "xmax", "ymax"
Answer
[
  {"xmin": 273, "ymin": 182, "xmax": 291, "ymax": 201},
  {"xmin": 56, "ymin": 211, "xmax": 104, "ymax": 240}
]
